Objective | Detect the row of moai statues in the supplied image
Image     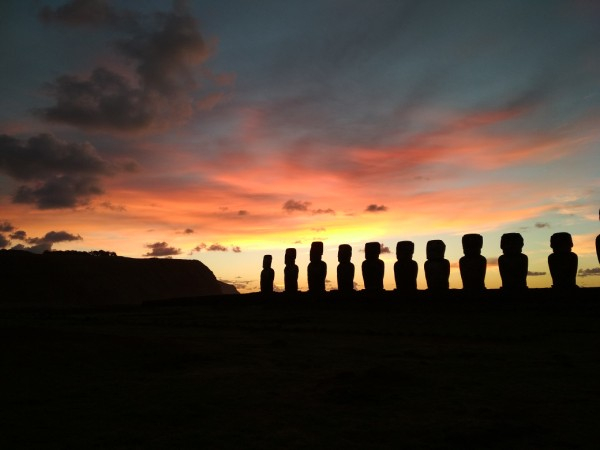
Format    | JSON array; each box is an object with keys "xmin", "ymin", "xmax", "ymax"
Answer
[{"xmin": 260, "ymin": 231, "xmax": 582, "ymax": 293}]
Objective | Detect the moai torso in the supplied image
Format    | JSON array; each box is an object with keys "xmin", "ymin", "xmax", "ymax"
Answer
[
  {"xmin": 307, "ymin": 241, "xmax": 327, "ymax": 292},
  {"xmin": 284, "ymin": 248, "xmax": 299, "ymax": 293},
  {"xmin": 498, "ymin": 233, "xmax": 528, "ymax": 290},
  {"xmin": 548, "ymin": 232, "xmax": 578, "ymax": 289},
  {"xmin": 424, "ymin": 240, "xmax": 450, "ymax": 290},
  {"xmin": 337, "ymin": 244, "xmax": 355, "ymax": 292},
  {"xmin": 394, "ymin": 241, "xmax": 418, "ymax": 291},
  {"xmin": 459, "ymin": 234, "xmax": 486, "ymax": 290},
  {"xmin": 596, "ymin": 209, "xmax": 600, "ymax": 265},
  {"xmin": 260, "ymin": 255, "xmax": 275, "ymax": 293},
  {"xmin": 362, "ymin": 242, "xmax": 385, "ymax": 290}
]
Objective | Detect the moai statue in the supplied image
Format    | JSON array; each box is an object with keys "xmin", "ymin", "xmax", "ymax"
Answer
[
  {"xmin": 362, "ymin": 242, "xmax": 384, "ymax": 291},
  {"xmin": 337, "ymin": 244, "xmax": 355, "ymax": 292},
  {"xmin": 548, "ymin": 232, "xmax": 578, "ymax": 289},
  {"xmin": 284, "ymin": 248, "xmax": 299, "ymax": 293},
  {"xmin": 459, "ymin": 234, "xmax": 487, "ymax": 290},
  {"xmin": 307, "ymin": 241, "xmax": 327, "ymax": 292},
  {"xmin": 424, "ymin": 240, "xmax": 450, "ymax": 290},
  {"xmin": 394, "ymin": 241, "xmax": 418, "ymax": 291},
  {"xmin": 260, "ymin": 255, "xmax": 275, "ymax": 293},
  {"xmin": 498, "ymin": 233, "xmax": 528, "ymax": 290},
  {"xmin": 596, "ymin": 209, "xmax": 600, "ymax": 265}
]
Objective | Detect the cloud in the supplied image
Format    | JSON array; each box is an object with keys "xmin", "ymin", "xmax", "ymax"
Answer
[
  {"xmin": 99, "ymin": 201, "xmax": 127, "ymax": 212},
  {"xmin": 11, "ymin": 230, "xmax": 83, "ymax": 253},
  {"xmin": 282, "ymin": 199, "xmax": 335, "ymax": 215},
  {"xmin": 283, "ymin": 199, "xmax": 311, "ymax": 212},
  {"xmin": 0, "ymin": 221, "xmax": 14, "ymax": 232},
  {"xmin": 39, "ymin": 0, "xmax": 127, "ymax": 27},
  {"xmin": 144, "ymin": 241, "xmax": 181, "ymax": 257},
  {"xmin": 312, "ymin": 208, "xmax": 335, "ymax": 215},
  {"xmin": 183, "ymin": 228, "xmax": 194, "ymax": 234},
  {"xmin": 36, "ymin": 3, "xmax": 225, "ymax": 133},
  {"xmin": 0, "ymin": 133, "xmax": 120, "ymax": 209},
  {"xmin": 535, "ymin": 222, "xmax": 550, "ymax": 228},
  {"xmin": 9, "ymin": 230, "xmax": 27, "ymax": 241},
  {"xmin": 380, "ymin": 245, "xmax": 391, "ymax": 254},
  {"xmin": 365, "ymin": 204, "xmax": 388, "ymax": 213},
  {"xmin": 232, "ymin": 246, "xmax": 242, "ymax": 253},
  {"xmin": 238, "ymin": 210, "xmax": 249, "ymax": 216},
  {"xmin": 578, "ymin": 267, "xmax": 600, "ymax": 277},
  {"xmin": 0, "ymin": 234, "xmax": 9, "ymax": 249},
  {"xmin": 527, "ymin": 271, "xmax": 547, "ymax": 276},
  {"xmin": 28, "ymin": 231, "xmax": 82, "ymax": 245},
  {"xmin": 192, "ymin": 242, "xmax": 229, "ymax": 252}
]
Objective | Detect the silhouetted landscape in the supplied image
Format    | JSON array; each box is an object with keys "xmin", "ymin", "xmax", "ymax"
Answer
[
  {"xmin": 2, "ymin": 246, "xmax": 600, "ymax": 448},
  {"xmin": 0, "ymin": 250, "xmax": 238, "ymax": 306},
  {"xmin": 3, "ymin": 288, "xmax": 600, "ymax": 449}
]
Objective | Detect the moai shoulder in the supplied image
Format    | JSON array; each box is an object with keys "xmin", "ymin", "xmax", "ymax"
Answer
[
  {"xmin": 284, "ymin": 248, "xmax": 299, "ymax": 293},
  {"xmin": 548, "ymin": 232, "xmax": 578, "ymax": 289},
  {"xmin": 394, "ymin": 241, "xmax": 418, "ymax": 291},
  {"xmin": 307, "ymin": 241, "xmax": 327, "ymax": 293},
  {"xmin": 459, "ymin": 233, "xmax": 486, "ymax": 290},
  {"xmin": 260, "ymin": 255, "xmax": 275, "ymax": 293},
  {"xmin": 362, "ymin": 242, "xmax": 384, "ymax": 291},
  {"xmin": 337, "ymin": 244, "xmax": 355, "ymax": 292},
  {"xmin": 424, "ymin": 239, "xmax": 450, "ymax": 290},
  {"xmin": 498, "ymin": 233, "xmax": 528, "ymax": 290}
]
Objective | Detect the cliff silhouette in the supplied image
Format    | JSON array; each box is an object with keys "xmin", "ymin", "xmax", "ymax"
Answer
[{"xmin": 0, "ymin": 250, "xmax": 238, "ymax": 306}]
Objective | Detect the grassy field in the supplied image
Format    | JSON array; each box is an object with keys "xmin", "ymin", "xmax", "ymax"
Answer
[{"xmin": 2, "ymin": 291, "xmax": 600, "ymax": 449}]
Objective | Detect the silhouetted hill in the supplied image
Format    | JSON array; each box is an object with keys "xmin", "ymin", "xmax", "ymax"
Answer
[{"xmin": 0, "ymin": 250, "xmax": 238, "ymax": 306}]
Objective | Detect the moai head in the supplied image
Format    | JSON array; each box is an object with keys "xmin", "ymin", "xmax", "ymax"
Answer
[
  {"xmin": 396, "ymin": 241, "xmax": 414, "ymax": 260},
  {"xmin": 285, "ymin": 248, "xmax": 296, "ymax": 265},
  {"xmin": 338, "ymin": 244, "xmax": 352, "ymax": 263},
  {"xmin": 462, "ymin": 234, "xmax": 483, "ymax": 257},
  {"xmin": 500, "ymin": 233, "xmax": 524, "ymax": 256},
  {"xmin": 365, "ymin": 242, "xmax": 381, "ymax": 260},
  {"xmin": 550, "ymin": 232, "xmax": 573, "ymax": 254},
  {"xmin": 262, "ymin": 255, "xmax": 272, "ymax": 269},
  {"xmin": 310, "ymin": 241, "xmax": 324, "ymax": 262},
  {"xmin": 426, "ymin": 240, "xmax": 446, "ymax": 260}
]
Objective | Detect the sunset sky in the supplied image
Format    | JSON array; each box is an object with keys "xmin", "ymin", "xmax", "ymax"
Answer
[{"xmin": 1, "ymin": 0, "xmax": 599, "ymax": 292}]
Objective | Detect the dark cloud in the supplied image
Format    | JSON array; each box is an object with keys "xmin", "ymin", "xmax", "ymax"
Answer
[
  {"xmin": 9, "ymin": 230, "xmax": 27, "ymax": 241},
  {"xmin": 578, "ymin": 267, "xmax": 600, "ymax": 277},
  {"xmin": 232, "ymin": 246, "xmax": 242, "ymax": 253},
  {"xmin": 535, "ymin": 222, "xmax": 550, "ymax": 228},
  {"xmin": 14, "ymin": 175, "xmax": 104, "ymax": 209},
  {"xmin": 0, "ymin": 133, "xmax": 118, "ymax": 209},
  {"xmin": 312, "ymin": 208, "xmax": 335, "ymax": 215},
  {"xmin": 183, "ymin": 228, "xmax": 194, "ymax": 234},
  {"xmin": 527, "ymin": 271, "xmax": 547, "ymax": 276},
  {"xmin": 283, "ymin": 199, "xmax": 335, "ymax": 215},
  {"xmin": 0, "ymin": 221, "xmax": 14, "ymax": 232},
  {"xmin": 144, "ymin": 242, "xmax": 181, "ymax": 257},
  {"xmin": 28, "ymin": 231, "xmax": 82, "ymax": 245},
  {"xmin": 98, "ymin": 201, "xmax": 127, "ymax": 212},
  {"xmin": 39, "ymin": 0, "xmax": 127, "ymax": 27},
  {"xmin": 380, "ymin": 245, "xmax": 391, "ymax": 254},
  {"xmin": 365, "ymin": 204, "xmax": 388, "ymax": 213},
  {"xmin": 36, "ymin": 3, "xmax": 224, "ymax": 133},
  {"xmin": 0, "ymin": 234, "xmax": 9, "ymax": 249},
  {"xmin": 193, "ymin": 242, "xmax": 229, "ymax": 252},
  {"xmin": 283, "ymin": 199, "xmax": 311, "ymax": 212},
  {"xmin": 238, "ymin": 210, "xmax": 248, "ymax": 216},
  {"xmin": 11, "ymin": 230, "xmax": 82, "ymax": 253}
]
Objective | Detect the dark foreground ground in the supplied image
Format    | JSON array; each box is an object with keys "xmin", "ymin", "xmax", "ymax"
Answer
[{"xmin": 2, "ymin": 289, "xmax": 600, "ymax": 449}]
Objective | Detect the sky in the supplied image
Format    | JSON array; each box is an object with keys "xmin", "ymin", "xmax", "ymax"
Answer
[{"xmin": 1, "ymin": 0, "xmax": 599, "ymax": 293}]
